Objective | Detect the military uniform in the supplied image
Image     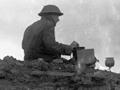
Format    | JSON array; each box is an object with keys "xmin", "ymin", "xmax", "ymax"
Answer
[{"xmin": 22, "ymin": 17, "xmax": 72, "ymax": 61}]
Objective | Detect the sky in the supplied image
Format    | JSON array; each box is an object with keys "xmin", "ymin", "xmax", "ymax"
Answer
[{"xmin": 0, "ymin": 0, "xmax": 120, "ymax": 73}]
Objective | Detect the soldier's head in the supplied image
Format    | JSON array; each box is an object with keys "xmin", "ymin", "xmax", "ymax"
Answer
[{"xmin": 38, "ymin": 5, "xmax": 63, "ymax": 24}]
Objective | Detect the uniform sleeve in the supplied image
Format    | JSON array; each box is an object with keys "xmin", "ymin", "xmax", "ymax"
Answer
[{"xmin": 42, "ymin": 26, "xmax": 72, "ymax": 55}]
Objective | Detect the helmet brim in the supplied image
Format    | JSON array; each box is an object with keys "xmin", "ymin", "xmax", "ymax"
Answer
[{"xmin": 38, "ymin": 12, "xmax": 63, "ymax": 16}]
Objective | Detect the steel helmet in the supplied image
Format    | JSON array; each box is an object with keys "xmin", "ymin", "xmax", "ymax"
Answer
[{"xmin": 38, "ymin": 5, "xmax": 63, "ymax": 16}]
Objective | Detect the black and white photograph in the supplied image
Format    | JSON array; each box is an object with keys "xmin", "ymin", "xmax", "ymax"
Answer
[{"xmin": 0, "ymin": 0, "xmax": 120, "ymax": 89}]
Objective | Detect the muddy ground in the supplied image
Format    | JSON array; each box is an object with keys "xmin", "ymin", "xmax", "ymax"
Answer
[{"xmin": 0, "ymin": 56, "xmax": 120, "ymax": 90}]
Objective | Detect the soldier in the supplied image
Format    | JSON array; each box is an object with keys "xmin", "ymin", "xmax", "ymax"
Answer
[{"xmin": 22, "ymin": 5, "xmax": 79, "ymax": 62}]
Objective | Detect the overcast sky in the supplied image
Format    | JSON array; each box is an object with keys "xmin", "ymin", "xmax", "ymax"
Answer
[{"xmin": 0, "ymin": 0, "xmax": 120, "ymax": 73}]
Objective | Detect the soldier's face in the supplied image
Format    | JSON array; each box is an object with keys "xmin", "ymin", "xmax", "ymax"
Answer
[{"xmin": 52, "ymin": 15, "xmax": 59, "ymax": 24}]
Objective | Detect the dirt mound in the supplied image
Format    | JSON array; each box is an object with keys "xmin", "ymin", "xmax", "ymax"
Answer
[{"xmin": 0, "ymin": 55, "xmax": 120, "ymax": 90}]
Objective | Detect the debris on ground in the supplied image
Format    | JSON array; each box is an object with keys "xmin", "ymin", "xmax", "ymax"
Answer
[{"xmin": 0, "ymin": 55, "xmax": 119, "ymax": 90}]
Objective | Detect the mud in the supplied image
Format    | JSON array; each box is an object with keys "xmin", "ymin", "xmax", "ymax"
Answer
[{"xmin": 0, "ymin": 55, "xmax": 120, "ymax": 90}]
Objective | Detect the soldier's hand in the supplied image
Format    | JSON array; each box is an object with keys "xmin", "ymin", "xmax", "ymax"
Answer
[{"xmin": 70, "ymin": 41, "xmax": 79, "ymax": 49}]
